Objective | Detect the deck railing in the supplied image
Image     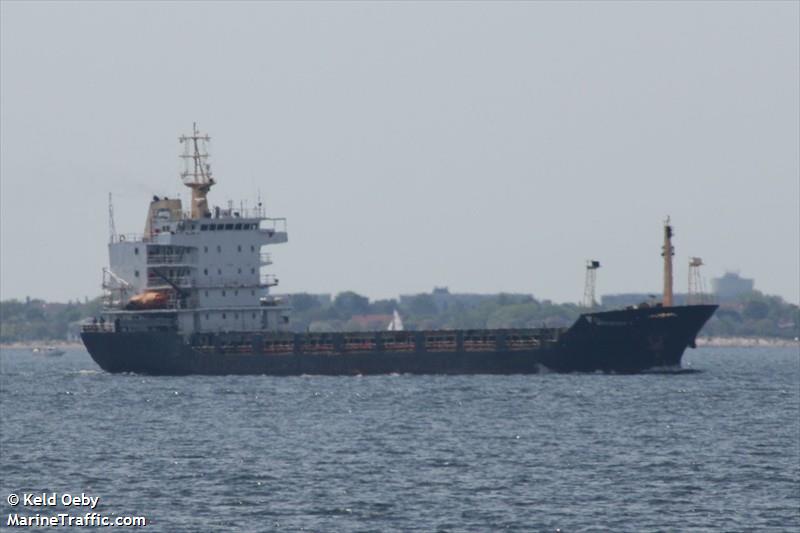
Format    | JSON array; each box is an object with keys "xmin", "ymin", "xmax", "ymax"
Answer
[{"xmin": 187, "ymin": 328, "xmax": 567, "ymax": 355}]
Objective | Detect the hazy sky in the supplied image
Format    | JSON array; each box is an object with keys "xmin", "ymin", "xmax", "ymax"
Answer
[{"xmin": 2, "ymin": 1, "xmax": 798, "ymax": 304}]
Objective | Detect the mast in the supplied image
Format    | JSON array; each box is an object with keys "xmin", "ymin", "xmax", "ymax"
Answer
[
  {"xmin": 662, "ymin": 217, "xmax": 674, "ymax": 307},
  {"xmin": 108, "ymin": 192, "xmax": 117, "ymax": 243},
  {"xmin": 179, "ymin": 123, "xmax": 215, "ymax": 218}
]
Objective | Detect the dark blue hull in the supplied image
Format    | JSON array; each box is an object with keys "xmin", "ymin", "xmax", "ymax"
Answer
[{"xmin": 81, "ymin": 305, "xmax": 717, "ymax": 375}]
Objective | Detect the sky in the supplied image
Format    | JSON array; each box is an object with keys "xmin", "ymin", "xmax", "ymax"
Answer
[{"xmin": 1, "ymin": 1, "xmax": 798, "ymax": 305}]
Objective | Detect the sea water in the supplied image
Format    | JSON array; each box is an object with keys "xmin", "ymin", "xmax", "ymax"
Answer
[{"xmin": 1, "ymin": 346, "xmax": 798, "ymax": 531}]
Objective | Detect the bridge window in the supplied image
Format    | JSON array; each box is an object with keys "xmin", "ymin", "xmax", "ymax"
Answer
[
  {"xmin": 225, "ymin": 224, "xmax": 234, "ymax": 230},
  {"xmin": 209, "ymin": 225, "xmax": 216, "ymax": 231},
  {"xmin": 234, "ymin": 223, "xmax": 242, "ymax": 230},
  {"xmin": 201, "ymin": 224, "xmax": 208, "ymax": 231}
]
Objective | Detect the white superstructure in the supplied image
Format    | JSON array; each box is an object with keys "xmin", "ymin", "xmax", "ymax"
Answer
[{"xmin": 101, "ymin": 124, "xmax": 290, "ymax": 336}]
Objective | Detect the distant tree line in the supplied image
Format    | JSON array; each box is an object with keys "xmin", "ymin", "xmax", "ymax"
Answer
[
  {"xmin": 286, "ymin": 291, "xmax": 584, "ymax": 333},
  {"xmin": 698, "ymin": 291, "xmax": 799, "ymax": 339},
  {"xmin": 286, "ymin": 290, "xmax": 798, "ymax": 339},
  {"xmin": 0, "ymin": 297, "xmax": 103, "ymax": 342},
  {"xmin": 0, "ymin": 290, "xmax": 797, "ymax": 343}
]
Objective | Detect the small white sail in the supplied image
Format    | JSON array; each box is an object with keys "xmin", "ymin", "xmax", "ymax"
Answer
[{"xmin": 387, "ymin": 309, "xmax": 404, "ymax": 331}]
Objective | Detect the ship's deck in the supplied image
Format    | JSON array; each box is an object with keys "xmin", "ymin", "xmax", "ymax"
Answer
[{"xmin": 187, "ymin": 328, "xmax": 567, "ymax": 356}]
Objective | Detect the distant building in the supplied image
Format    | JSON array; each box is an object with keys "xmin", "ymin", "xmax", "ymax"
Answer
[{"xmin": 711, "ymin": 272, "xmax": 754, "ymax": 302}]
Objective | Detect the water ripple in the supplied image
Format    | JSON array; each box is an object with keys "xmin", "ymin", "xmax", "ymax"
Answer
[{"xmin": 1, "ymin": 346, "xmax": 798, "ymax": 531}]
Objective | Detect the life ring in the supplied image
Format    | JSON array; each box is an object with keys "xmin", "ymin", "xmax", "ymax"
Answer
[{"xmin": 119, "ymin": 235, "xmax": 126, "ymax": 242}]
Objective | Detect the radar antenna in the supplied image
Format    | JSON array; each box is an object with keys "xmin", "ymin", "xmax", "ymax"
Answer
[
  {"xmin": 583, "ymin": 260, "xmax": 601, "ymax": 308},
  {"xmin": 179, "ymin": 122, "xmax": 215, "ymax": 218}
]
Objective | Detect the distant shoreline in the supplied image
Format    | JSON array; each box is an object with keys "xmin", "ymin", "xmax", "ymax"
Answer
[
  {"xmin": 2, "ymin": 337, "xmax": 798, "ymax": 350},
  {"xmin": 695, "ymin": 336, "xmax": 799, "ymax": 348},
  {"xmin": 1, "ymin": 340, "xmax": 84, "ymax": 350}
]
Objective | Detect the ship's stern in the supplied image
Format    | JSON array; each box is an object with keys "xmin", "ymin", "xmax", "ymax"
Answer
[{"xmin": 81, "ymin": 329, "xmax": 186, "ymax": 375}]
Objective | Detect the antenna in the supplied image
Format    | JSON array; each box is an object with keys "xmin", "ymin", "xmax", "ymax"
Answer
[
  {"xmin": 688, "ymin": 257, "xmax": 707, "ymax": 305},
  {"xmin": 583, "ymin": 260, "xmax": 601, "ymax": 308},
  {"xmin": 179, "ymin": 122, "xmax": 215, "ymax": 218},
  {"xmin": 108, "ymin": 192, "xmax": 117, "ymax": 243},
  {"xmin": 662, "ymin": 217, "xmax": 674, "ymax": 307}
]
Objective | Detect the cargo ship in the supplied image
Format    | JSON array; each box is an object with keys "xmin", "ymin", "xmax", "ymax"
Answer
[{"xmin": 81, "ymin": 125, "xmax": 717, "ymax": 375}]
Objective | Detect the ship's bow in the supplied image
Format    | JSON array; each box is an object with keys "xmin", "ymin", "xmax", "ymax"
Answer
[{"xmin": 552, "ymin": 304, "xmax": 718, "ymax": 372}]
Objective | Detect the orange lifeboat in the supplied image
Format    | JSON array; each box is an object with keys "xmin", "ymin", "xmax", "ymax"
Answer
[{"xmin": 125, "ymin": 290, "xmax": 170, "ymax": 310}]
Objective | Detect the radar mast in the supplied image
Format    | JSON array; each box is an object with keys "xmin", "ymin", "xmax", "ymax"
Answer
[
  {"xmin": 583, "ymin": 260, "xmax": 601, "ymax": 308},
  {"xmin": 179, "ymin": 122, "xmax": 215, "ymax": 218}
]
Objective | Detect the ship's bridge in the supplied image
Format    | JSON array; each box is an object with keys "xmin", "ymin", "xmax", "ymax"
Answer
[
  {"xmin": 100, "ymin": 124, "xmax": 291, "ymax": 334},
  {"xmin": 112, "ymin": 215, "xmax": 287, "ymax": 245}
]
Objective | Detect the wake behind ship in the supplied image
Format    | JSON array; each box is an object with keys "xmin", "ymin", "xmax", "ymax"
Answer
[{"xmin": 81, "ymin": 125, "xmax": 717, "ymax": 375}]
